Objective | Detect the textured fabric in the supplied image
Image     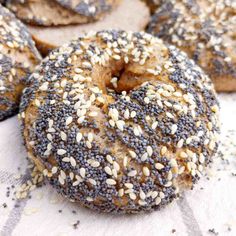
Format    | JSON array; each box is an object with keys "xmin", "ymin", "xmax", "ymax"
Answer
[{"xmin": 0, "ymin": 94, "xmax": 235, "ymax": 236}]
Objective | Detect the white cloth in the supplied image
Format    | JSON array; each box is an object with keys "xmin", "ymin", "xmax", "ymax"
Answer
[{"xmin": 0, "ymin": 94, "xmax": 235, "ymax": 236}]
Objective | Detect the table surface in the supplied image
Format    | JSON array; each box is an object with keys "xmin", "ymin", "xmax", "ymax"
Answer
[{"xmin": 0, "ymin": 93, "xmax": 235, "ymax": 236}]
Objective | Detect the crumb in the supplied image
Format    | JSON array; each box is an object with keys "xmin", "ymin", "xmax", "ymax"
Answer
[
  {"xmin": 208, "ymin": 228, "xmax": 219, "ymax": 235},
  {"xmin": 73, "ymin": 220, "xmax": 80, "ymax": 229}
]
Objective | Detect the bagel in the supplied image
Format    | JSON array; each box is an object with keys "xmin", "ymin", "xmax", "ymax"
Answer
[
  {"xmin": 27, "ymin": 0, "xmax": 150, "ymax": 56},
  {"xmin": 5, "ymin": 0, "xmax": 120, "ymax": 26},
  {"xmin": 146, "ymin": 0, "xmax": 236, "ymax": 92},
  {"xmin": 0, "ymin": 5, "xmax": 41, "ymax": 121},
  {"xmin": 19, "ymin": 30, "xmax": 220, "ymax": 213}
]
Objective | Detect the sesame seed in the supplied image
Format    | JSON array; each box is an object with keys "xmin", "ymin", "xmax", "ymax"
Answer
[
  {"xmin": 133, "ymin": 127, "xmax": 140, "ymax": 136},
  {"xmin": 82, "ymin": 61, "xmax": 92, "ymax": 68},
  {"xmin": 104, "ymin": 166, "xmax": 112, "ymax": 175},
  {"xmin": 143, "ymin": 167, "xmax": 150, "ymax": 176},
  {"xmin": 140, "ymin": 190, "xmax": 146, "ymax": 200},
  {"xmin": 62, "ymin": 157, "xmax": 70, "ymax": 162},
  {"xmin": 155, "ymin": 163, "xmax": 165, "ymax": 170},
  {"xmin": 118, "ymin": 188, "xmax": 124, "ymax": 197},
  {"xmin": 86, "ymin": 141, "xmax": 92, "ymax": 149},
  {"xmin": 129, "ymin": 193, "xmax": 137, "ymax": 200},
  {"xmin": 170, "ymin": 159, "xmax": 178, "ymax": 167},
  {"xmin": 79, "ymin": 168, "xmax": 86, "ymax": 178},
  {"xmin": 113, "ymin": 161, "xmax": 120, "ymax": 171},
  {"xmin": 130, "ymin": 111, "xmax": 136, "ymax": 118},
  {"xmin": 116, "ymin": 120, "xmax": 125, "ymax": 131},
  {"xmin": 166, "ymin": 112, "xmax": 174, "ymax": 119},
  {"xmin": 51, "ymin": 167, "xmax": 58, "ymax": 174},
  {"xmin": 88, "ymin": 178, "xmax": 97, "ymax": 185},
  {"xmin": 66, "ymin": 117, "xmax": 73, "ymax": 126},
  {"xmin": 58, "ymin": 176, "xmax": 65, "ymax": 185},
  {"xmin": 60, "ymin": 131, "xmax": 67, "ymax": 141},
  {"xmin": 138, "ymin": 200, "xmax": 147, "ymax": 206},
  {"xmin": 88, "ymin": 133, "xmax": 94, "ymax": 142},
  {"xmin": 171, "ymin": 124, "xmax": 178, "ymax": 134},
  {"xmin": 124, "ymin": 109, "xmax": 130, "ymax": 119},
  {"xmin": 155, "ymin": 197, "xmax": 162, "ymax": 205},
  {"xmin": 39, "ymin": 82, "xmax": 49, "ymax": 91},
  {"xmin": 106, "ymin": 155, "xmax": 113, "ymax": 164},
  {"xmin": 151, "ymin": 121, "xmax": 158, "ymax": 130},
  {"xmin": 199, "ymin": 154, "xmax": 205, "ymax": 164},
  {"xmin": 180, "ymin": 151, "xmax": 188, "ymax": 158},
  {"xmin": 177, "ymin": 139, "xmax": 184, "ymax": 148},
  {"xmin": 209, "ymin": 140, "xmax": 216, "ymax": 150},
  {"xmin": 141, "ymin": 153, "xmax": 148, "ymax": 161},
  {"xmin": 151, "ymin": 191, "xmax": 158, "ymax": 199},
  {"xmin": 128, "ymin": 170, "xmax": 137, "ymax": 177},
  {"xmin": 125, "ymin": 183, "xmax": 133, "ymax": 189},
  {"xmin": 109, "ymin": 119, "xmax": 115, "ymax": 127},
  {"xmin": 161, "ymin": 146, "xmax": 167, "ymax": 156},
  {"xmin": 146, "ymin": 146, "xmax": 153, "ymax": 156},
  {"xmin": 60, "ymin": 170, "xmax": 66, "ymax": 179},
  {"xmin": 113, "ymin": 55, "xmax": 121, "ymax": 60},
  {"xmin": 123, "ymin": 156, "xmax": 128, "ymax": 167},
  {"xmin": 57, "ymin": 149, "xmax": 67, "ymax": 155},
  {"xmin": 106, "ymin": 179, "xmax": 116, "ymax": 186},
  {"xmin": 129, "ymin": 150, "xmax": 137, "ymax": 158},
  {"xmin": 70, "ymin": 157, "xmax": 77, "ymax": 167},
  {"xmin": 159, "ymin": 192, "xmax": 165, "ymax": 199},
  {"xmin": 76, "ymin": 133, "xmax": 83, "ymax": 143}
]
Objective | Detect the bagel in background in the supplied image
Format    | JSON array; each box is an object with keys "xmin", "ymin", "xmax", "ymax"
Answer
[
  {"xmin": 0, "ymin": 5, "xmax": 41, "ymax": 121},
  {"xmin": 146, "ymin": 0, "xmax": 236, "ymax": 92},
  {"xmin": 5, "ymin": 0, "xmax": 120, "ymax": 26},
  {"xmin": 27, "ymin": 0, "xmax": 150, "ymax": 56}
]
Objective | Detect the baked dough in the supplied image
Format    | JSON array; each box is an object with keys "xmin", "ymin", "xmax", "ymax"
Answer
[
  {"xmin": 20, "ymin": 30, "xmax": 220, "ymax": 213},
  {"xmin": 27, "ymin": 0, "xmax": 150, "ymax": 56},
  {"xmin": 146, "ymin": 0, "xmax": 236, "ymax": 92},
  {"xmin": 143, "ymin": 0, "xmax": 162, "ymax": 12},
  {"xmin": 5, "ymin": 0, "xmax": 120, "ymax": 26},
  {"xmin": 0, "ymin": 5, "xmax": 41, "ymax": 121}
]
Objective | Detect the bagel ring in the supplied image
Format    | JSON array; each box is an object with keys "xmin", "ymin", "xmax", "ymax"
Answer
[{"xmin": 20, "ymin": 30, "xmax": 220, "ymax": 213}]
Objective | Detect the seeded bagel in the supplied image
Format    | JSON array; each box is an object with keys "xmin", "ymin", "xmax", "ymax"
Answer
[
  {"xmin": 5, "ymin": 0, "xmax": 120, "ymax": 26},
  {"xmin": 0, "ymin": 6, "xmax": 41, "ymax": 121},
  {"xmin": 28, "ymin": 0, "xmax": 150, "ymax": 56},
  {"xmin": 146, "ymin": 0, "xmax": 236, "ymax": 92},
  {"xmin": 19, "ymin": 30, "xmax": 220, "ymax": 213}
]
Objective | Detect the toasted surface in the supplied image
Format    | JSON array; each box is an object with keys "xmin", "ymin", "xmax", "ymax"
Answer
[
  {"xmin": 28, "ymin": 0, "xmax": 150, "ymax": 56},
  {"xmin": 0, "ymin": 6, "xmax": 41, "ymax": 121},
  {"xmin": 142, "ymin": 0, "xmax": 162, "ymax": 12},
  {"xmin": 20, "ymin": 30, "xmax": 219, "ymax": 213},
  {"xmin": 5, "ymin": 0, "xmax": 119, "ymax": 26},
  {"xmin": 146, "ymin": 0, "xmax": 236, "ymax": 92}
]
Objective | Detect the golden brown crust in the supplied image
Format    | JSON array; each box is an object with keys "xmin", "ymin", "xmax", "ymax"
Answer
[
  {"xmin": 5, "ymin": 0, "xmax": 120, "ymax": 26},
  {"xmin": 142, "ymin": 0, "xmax": 162, "ymax": 13},
  {"xmin": 20, "ymin": 30, "xmax": 220, "ymax": 213},
  {"xmin": 146, "ymin": 0, "xmax": 236, "ymax": 92},
  {"xmin": 0, "ymin": 5, "xmax": 41, "ymax": 121}
]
